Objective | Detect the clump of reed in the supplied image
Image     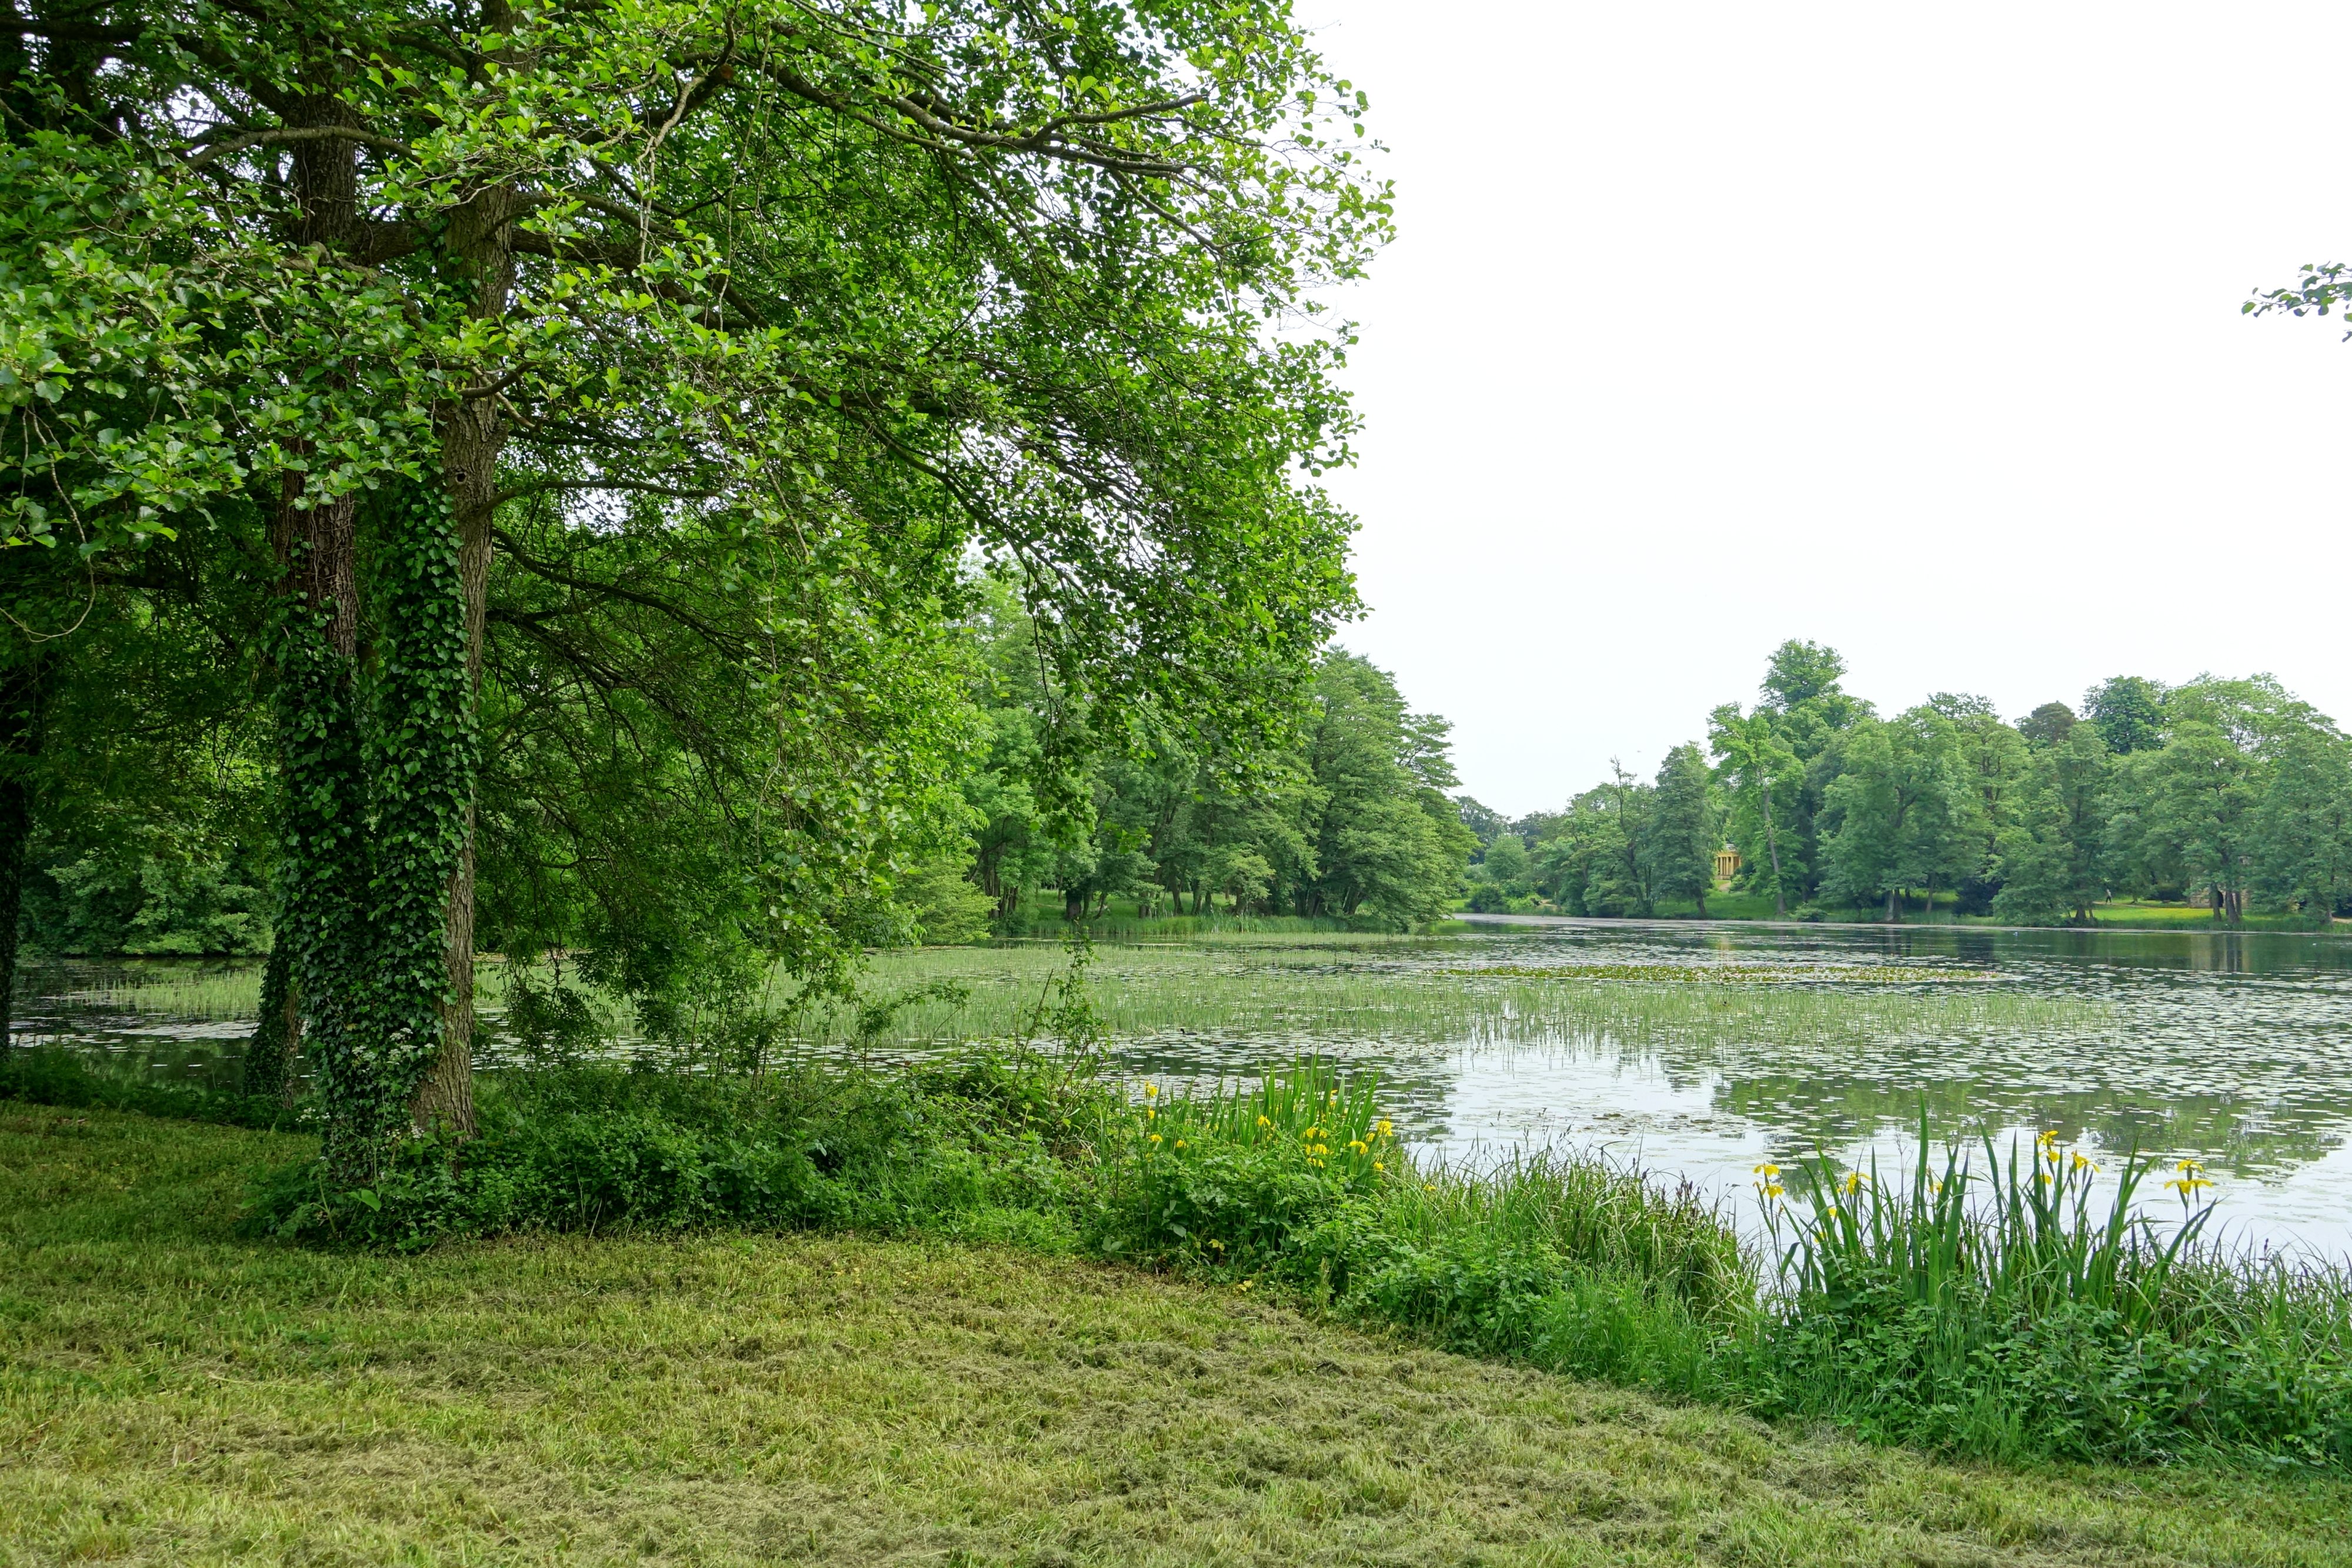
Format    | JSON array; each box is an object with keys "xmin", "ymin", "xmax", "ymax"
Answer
[
  {"xmin": 34, "ymin": 964, "xmax": 263, "ymax": 1020},
  {"xmin": 1750, "ymin": 1116, "xmax": 2352, "ymax": 1465}
]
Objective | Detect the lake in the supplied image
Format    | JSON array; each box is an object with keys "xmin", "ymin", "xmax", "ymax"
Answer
[{"xmin": 18, "ymin": 915, "xmax": 2352, "ymax": 1258}]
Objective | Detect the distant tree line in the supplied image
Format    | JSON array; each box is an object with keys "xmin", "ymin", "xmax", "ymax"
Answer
[{"xmin": 1461, "ymin": 641, "xmax": 2352, "ymax": 927}]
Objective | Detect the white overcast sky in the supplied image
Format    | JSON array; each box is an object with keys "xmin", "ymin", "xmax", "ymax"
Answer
[{"xmin": 1305, "ymin": 1, "xmax": 2352, "ymax": 818}]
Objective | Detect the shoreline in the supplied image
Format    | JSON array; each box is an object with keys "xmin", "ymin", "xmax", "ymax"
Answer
[{"xmin": 1452, "ymin": 910, "xmax": 2352, "ymax": 940}]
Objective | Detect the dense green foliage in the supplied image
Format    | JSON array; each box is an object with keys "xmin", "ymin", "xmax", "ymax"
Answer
[
  {"xmin": 1485, "ymin": 640, "xmax": 2352, "ymax": 926},
  {"xmin": 963, "ymin": 589, "xmax": 1472, "ymax": 932},
  {"xmin": 1, "ymin": 0, "xmax": 1414, "ymax": 1162}
]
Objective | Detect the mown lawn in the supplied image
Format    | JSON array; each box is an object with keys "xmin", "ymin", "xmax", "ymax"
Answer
[{"xmin": 3, "ymin": 1105, "xmax": 2347, "ymax": 1567}]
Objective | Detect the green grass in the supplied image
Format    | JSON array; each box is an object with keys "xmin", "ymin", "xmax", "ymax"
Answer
[
  {"xmin": 2087, "ymin": 901, "xmax": 2336, "ymax": 932},
  {"xmin": 7, "ymin": 1106, "xmax": 2352, "ymax": 1567}
]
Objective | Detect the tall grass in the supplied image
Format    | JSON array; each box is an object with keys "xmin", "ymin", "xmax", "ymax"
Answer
[
  {"xmin": 24, "ymin": 964, "xmax": 262, "ymax": 1020},
  {"xmin": 1750, "ymin": 1117, "xmax": 2352, "ymax": 1464}
]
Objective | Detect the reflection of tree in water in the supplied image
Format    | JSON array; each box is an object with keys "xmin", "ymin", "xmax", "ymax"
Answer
[
  {"xmin": 1709, "ymin": 1070, "xmax": 2350, "ymax": 1179},
  {"xmin": 1448, "ymin": 922, "xmax": 2352, "ymax": 1183}
]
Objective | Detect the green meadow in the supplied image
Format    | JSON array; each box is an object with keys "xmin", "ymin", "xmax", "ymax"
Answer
[{"xmin": 6, "ymin": 1104, "xmax": 2350, "ymax": 1568}]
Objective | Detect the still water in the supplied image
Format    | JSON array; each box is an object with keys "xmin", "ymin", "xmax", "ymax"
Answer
[
  {"xmin": 19, "ymin": 917, "xmax": 2352, "ymax": 1258},
  {"xmin": 1104, "ymin": 917, "xmax": 2352, "ymax": 1259}
]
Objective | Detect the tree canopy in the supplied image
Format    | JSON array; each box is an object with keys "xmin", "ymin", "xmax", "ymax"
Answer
[{"xmin": 2, "ymin": 0, "xmax": 1394, "ymax": 1171}]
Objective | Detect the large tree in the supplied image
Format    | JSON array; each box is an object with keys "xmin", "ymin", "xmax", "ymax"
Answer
[
  {"xmin": 1820, "ymin": 708, "xmax": 1972, "ymax": 921},
  {"xmin": 10, "ymin": 0, "xmax": 1384, "ymax": 1172},
  {"xmin": 1708, "ymin": 703, "xmax": 1799, "ymax": 917},
  {"xmin": 2086, "ymin": 677, "xmax": 2167, "ymax": 757}
]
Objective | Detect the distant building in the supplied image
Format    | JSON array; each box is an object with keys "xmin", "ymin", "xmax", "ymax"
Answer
[{"xmin": 1712, "ymin": 844, "xmax": 1742, "ymax": 890}]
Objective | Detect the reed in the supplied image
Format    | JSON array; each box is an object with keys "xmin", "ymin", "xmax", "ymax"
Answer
[
  {"xmin": 1753, "ymin": 1114, "xmax": 2352, "ymax": 1463},
  {"xmin": 26, "ymin": 964, "xmax": 263, "ymax": 1021}
]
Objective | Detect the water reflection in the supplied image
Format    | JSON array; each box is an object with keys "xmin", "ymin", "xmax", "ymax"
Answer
[
  {"xmin": 1108, "ymin": 918, "xmax": 2352, "ymax": 1256},
  {"xmin": 16, "ymin": 920, "xmax": 2352, "ymax": 1256}
]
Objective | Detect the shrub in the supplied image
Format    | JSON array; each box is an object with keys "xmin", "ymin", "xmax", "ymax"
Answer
[
  {"xmin": 245, "ymin": 1055, "xmax": 1097, "ymax": 1251},
  {"xmin": 1087, "ymin": 1062, "xmax": 1392, "ymax": 1267}
]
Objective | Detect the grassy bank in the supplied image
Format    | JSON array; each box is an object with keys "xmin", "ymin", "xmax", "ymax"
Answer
[
  {"xmin": 6, "ymin": 1105, "xmax": 2351, "ymax": 1567},
  {"xmin": 15, "ymin": 1026, "xmax": 2343, "ymax": 1473}
]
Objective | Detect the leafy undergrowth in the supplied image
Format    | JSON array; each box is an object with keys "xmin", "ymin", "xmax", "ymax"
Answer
[{"xmin": 5, "ymin": 1105, "xmax": 2351, "ymax": 1567}]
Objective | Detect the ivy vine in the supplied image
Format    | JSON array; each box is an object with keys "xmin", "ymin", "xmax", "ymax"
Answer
[{"xmin": 273, "ymin": 486, "xmax": 477, "ymax": 1179}]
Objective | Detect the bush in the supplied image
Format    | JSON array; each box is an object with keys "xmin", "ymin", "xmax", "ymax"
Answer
[
  {"xmin": 1087, "ymin": 1062, "xmax": 1392, "ymax": 1268},
  {"xmin": 243, "ymin": 1054, "xmax": 1097, "ymax": 1251}
]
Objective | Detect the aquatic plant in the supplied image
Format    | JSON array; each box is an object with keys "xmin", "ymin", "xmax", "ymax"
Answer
[{"xmin": 1751, "ymin": 1116, "xmax": 2352, "ymax": 1464}]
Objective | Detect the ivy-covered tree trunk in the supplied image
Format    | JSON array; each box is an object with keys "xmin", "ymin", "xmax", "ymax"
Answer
[
  {"xmin": 275, "ymin": 480, "xmax": 477, "ymax": 1177},
  {"xmin": 253, "ymin": 79, "xmax": 490, "ymax": 1165},
  {"xmin": 267, "ymin": 101, "xmax": 479, "ymax": 1166}
]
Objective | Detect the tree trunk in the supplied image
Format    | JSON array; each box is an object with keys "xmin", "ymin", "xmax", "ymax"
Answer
[
  {"xmin": 0, "ymin": 633, "xmax": 45, "ymax": 1052},
  {"xmin": 1885, "ymin": 887, "xmax": 1899, "ymax": 923},
  {"xmin": 0, "ymin": 761, "xmax": 29, "ymax": 1052},
  {"xmin": 1759, "ymin": 779, "xmax": 1786, "ymax": 919},
  {"xmin": 409, "ymin": 180, "xmax": 518, "ymax": 1138},
  {"xmin": 243, "ymin": 941, "xmax": 293, "ymax": 1102}
]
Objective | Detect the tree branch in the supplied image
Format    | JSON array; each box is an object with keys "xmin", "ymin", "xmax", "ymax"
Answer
[
  {"xmin": 492, "ymin": 525, "xmax": 742, "ymax": 651},
  {"xmin": 183, "ymin": 124, "xmax": 413, "ymax": 172}
]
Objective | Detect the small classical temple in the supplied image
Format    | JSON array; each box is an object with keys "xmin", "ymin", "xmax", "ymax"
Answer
[{"xmin": 1712, "ymin": 843, "xmax": 1742, "ymax": 890}]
